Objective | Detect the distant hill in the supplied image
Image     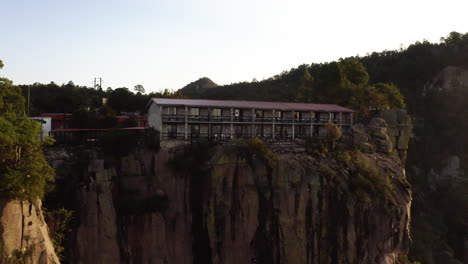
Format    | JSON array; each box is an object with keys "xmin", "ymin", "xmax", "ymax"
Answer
[{"xmin": 180, "ymin": 77, "xmax": 218, "ymax": 98}]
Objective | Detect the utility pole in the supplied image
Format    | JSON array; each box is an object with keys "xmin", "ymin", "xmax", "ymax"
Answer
[{"xmin": 93, "ymin": 77, "xmax": 103, "ymax": 89}]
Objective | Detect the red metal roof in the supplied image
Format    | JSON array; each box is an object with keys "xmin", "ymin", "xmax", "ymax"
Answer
[
  {"xmin": 40, "ymin": 113, "xmax": 72, "ymax": 120},
  {"xmin": 51, "ymin": 127, "xmax": 146, "ymax": 132},
  {"xmin": 150, "ymin": 98, "xmax": 354, "ymax": 112}
]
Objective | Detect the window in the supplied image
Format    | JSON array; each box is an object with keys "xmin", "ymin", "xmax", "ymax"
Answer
[
  {"xmin": 190, "ymin": 108, "xmax": 199, "ymax": 116},
  {"xmin": 294, "ymin": 112, "xmax": 301, "ymax": 120},
  {"xmin": 276, "ymin": 111, "xmax": 282, "ymax": 118},
  {"xmin": 166, "ymin": 124, "xmax": 177, "ymax": 138},
  {"xmin": 165, "ymin": 107, "xmax": 176, "ymax": 115},
  {"xmin": 331, "ymin": 112, "xmax": 337, "ymax": 120},
  {"xmin": 191, "ymin": 124, "xmax": 200, "ymax": 137},
  {"xmin": 255, "ymin": 110, "xmax": 263, "ymax": 118},
  {"xmin": 211, "ymin": 108, "xmax": 221, "ymax": 116},
  {"xmin": 234, "ymin": 109, "xmax": 240, "ymax": 117}
]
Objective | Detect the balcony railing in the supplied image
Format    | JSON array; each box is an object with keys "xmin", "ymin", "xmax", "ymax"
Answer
[
  {"xmin": 162, "ymin": 114, "xmax": 353, "ymax": 125},
  {"xmin": 162, "ymin": 115, "xmax": 185, "ymax": 122},
  {"xmin": 161, "ymin": 132, "xmax": 186, "ymax": 140}
]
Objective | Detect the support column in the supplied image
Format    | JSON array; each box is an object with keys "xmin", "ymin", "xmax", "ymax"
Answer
[
  {"xmin": 251, "ymin": 109, "xmax": 255, "ymax": 138},
  {"xmin": 350, "ymin": 112, "xmax": 353, "ymax": 125},
  {"xmin": 230, "ymin": 108, "xmax": 234, "ymax": 138},
  {"xmin": 339, "ymin": 112, "xmax": 343, "ymax": 129},
  {"xmin": 310, "ymin": 111, "xmax": 314, "ymax": 137},
  {"xmin": 159, "ymin": 106, "xmax": 163, "ymax": 140},
  {"xmin": 208, "ymin": 107, "xmax": 211, "ymax": 140},
  {"xmin": 272, "ymin": 110, "xmax": 276, "ymax": 140},
  {"xmin": 184, "ymin": 106, "xmax": 188, "ymax": 140},
  {"xmin": 292, "ymin": 111, "xmax": 295, "ymax": 140}
]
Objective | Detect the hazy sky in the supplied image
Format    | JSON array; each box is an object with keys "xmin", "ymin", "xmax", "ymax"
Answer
[{"xmin": 1, "ymin": 0, "xmax": 467, "ymax": 92}]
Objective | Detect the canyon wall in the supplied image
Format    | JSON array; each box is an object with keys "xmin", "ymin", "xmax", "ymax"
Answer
[{"xmin": 45, "ymin": 109, "xmax": 412, "ymax": 264}]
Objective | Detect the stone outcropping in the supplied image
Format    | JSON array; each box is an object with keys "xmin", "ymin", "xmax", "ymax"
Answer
[
  {"xmin": 0, "ymin": 199, "xmax": 60, "ymax": 264},
  {"xmin": 47, "ymin": 110, "xmax": 413, "ymax": 263},
  {"xmin": 351, "ymin": 109, "xmax": 412, "ymax": 166}
]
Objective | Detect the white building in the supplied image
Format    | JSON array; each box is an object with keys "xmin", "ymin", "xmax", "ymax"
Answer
[
  {"xmin": 31, "ymin": 116, "xmax": 52, "ymax": 140},
  {"xmin": 147, "ymin": 98, "xmax": 354, "ymax": 141}
]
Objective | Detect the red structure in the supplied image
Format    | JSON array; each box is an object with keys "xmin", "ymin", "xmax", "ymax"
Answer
[
  {"xmin": 116, "ymin": 114, "xmax": 148, "ymax": 127},
  {"xmin": 50, "ymin": 127, "xmax": 146, "ymax": 145},
  {"xmin": 40, "ymin": 113, "xmax": 72, "ymax": 130}
]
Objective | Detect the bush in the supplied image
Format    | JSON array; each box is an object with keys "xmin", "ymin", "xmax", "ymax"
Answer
[
  {"xmin": 305, "ymin": 137, "xmax": 329, "ymax": 155},
  {"xmin": 168, "ymin": 140, "xmax": 215, "ymax": 173},
  {"xmin": 143, "ymin": 128, "xmax": 160, "ymax": 151},
  {"xmin": 319, "ymin": 163, "xmax": 336, "ymax": 177},
  {"xmin": 0, "ymin": 117, "xmax": 55, "ymax": 201},
  {"xmin": 99, "ymin": 129, "xmax": 140, "ymax": 157},
  {"xmin": 349, "ymin": 150, "xmax": 394, "ymax": 203},
  {"xmin": 337, "ymin": 151, "xmax": 352, "ymax": 165},
  {"xmin": 44, "ymin": 208, "xmax": 74, "ymax": 261},
  {"xmin": 235, "ymin": 137, "xmax": 277, "ymax": 169}
]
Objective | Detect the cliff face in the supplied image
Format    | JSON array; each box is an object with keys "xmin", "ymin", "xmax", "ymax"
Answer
[
  {"xmin": 47, "ymin": 110, "xmax": 412, "ymax": 264},
  {"xmin": 405, "ymin": 65, "xmax": 468, "ymax": 264},
  {"xmin": 0, "ymin": 199, "xmax": 60, "ymax": 264}
]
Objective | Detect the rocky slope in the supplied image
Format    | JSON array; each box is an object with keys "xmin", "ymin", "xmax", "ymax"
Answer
[
  {"xmin": 405, "ymin": 65, "xmax": 468, "ymax": 264},
  {"xmin": 46, "ymin": 110, "xmax": 412, "ymax": 264},
  {"xmin": 0, "ymin": 199, "xmax": 60, "ymax": 263}
]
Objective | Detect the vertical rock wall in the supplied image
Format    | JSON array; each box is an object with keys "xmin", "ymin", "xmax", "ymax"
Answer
[
  {"xmin": 0, "ymin": 199, "xmax": 60, "ymax": 264},
  {"xmin": 48, "ymin": 110, "xmax": 413, "ymax": 264}
]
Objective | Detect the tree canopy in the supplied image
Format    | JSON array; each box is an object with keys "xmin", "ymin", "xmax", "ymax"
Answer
[
  {"xmin": 0, "ymin": 61, "xmax": 54, "ymax": 201},
  {"xmin": 199, "ymin": 58, "xmax": 405, "ymax": 117}
]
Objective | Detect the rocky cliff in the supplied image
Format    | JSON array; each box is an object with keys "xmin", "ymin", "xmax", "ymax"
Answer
[
  {"xmin": 405, "ymin": 65, "xmax": 468, "ymax": 264},
  {"xmin": 45, "ymin": 110, "xmax": 412, "ymax": 264},
  {"xmin": 0, "ymin": 199, "xmax": 60, "ymax": 264}
]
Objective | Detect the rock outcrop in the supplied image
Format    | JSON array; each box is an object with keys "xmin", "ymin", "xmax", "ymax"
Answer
[
  {"xmin": 0, "ymin": 199, "xmax": 60, "ymax": 264},
  {"xmin": 46, "ymin": 110, "xmax": 413, "ymax": 264}
]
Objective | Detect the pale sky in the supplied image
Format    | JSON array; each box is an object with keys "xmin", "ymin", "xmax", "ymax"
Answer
[{"xmin": 1, "ymin": 0, "xmax": 467, "ymax": 93}]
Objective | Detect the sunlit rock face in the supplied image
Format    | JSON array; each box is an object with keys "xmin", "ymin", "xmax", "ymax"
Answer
[
  {"xmin": 0, "ymin": 199, "xmax": 60, "ymax": 264},
  {"xmin": 47, "ymin": 109, "xmax": 412, "ymax": 264}
]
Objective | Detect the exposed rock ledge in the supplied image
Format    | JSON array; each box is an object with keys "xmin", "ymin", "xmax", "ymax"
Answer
[
  {"xmin": 0, "ymin": 199, "xmax": 60, "ymax": 264},
  {"xmin": 42, "ymin": 109, "xmax": 413, "ymax": 264}
]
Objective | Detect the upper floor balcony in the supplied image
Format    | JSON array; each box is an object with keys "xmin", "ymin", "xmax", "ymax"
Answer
[{"xmin": 161, "ymin": 114, "xmax": 352, "ymax": 125}]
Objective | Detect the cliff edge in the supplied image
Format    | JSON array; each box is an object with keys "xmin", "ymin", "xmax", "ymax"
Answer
[{"xmin": 46, "ymin": 109, "xmax": 412, "ymax": 264}]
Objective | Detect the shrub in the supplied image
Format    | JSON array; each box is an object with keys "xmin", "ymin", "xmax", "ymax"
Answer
[
  {"xmin": 319, "ymin": 163, "xmax": 336, "ymax": 177},
  {"xmin": 325, "ymin": 120, "xmax": 342, "ymax": 149},
  {"xmin": 143, "ymin": 128, "xmax": 160, "ymax": 151},
  {"xmin": 99, "ymin": 129, "xmax": 140, "ymax": 157},
  {"xmin": 44, "ymin": 208, "xmax": 74, "ymax": 261},
  {"xmin": 349, "ymin": 151, "xmax": 394, "ymax": 203},
  {"xmin": 337, "ymin": 151, "xmax": 352, "ymax": 165},
  {"xmin": 235, "ymin": 137, "xmax": 277, "ymax": 169},
  {"xmin": 305, "ymin": 137, "xmax": 329, "ymax": 155}
]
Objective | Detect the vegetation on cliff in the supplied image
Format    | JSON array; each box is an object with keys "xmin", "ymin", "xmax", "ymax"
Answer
[{"xmin": 0, "ymin": 60, "xmax": 55, "ymax": 201}]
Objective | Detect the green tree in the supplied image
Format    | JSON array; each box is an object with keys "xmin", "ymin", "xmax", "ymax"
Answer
[
  {"xmin": 134, "ymin": 84, "xmax": 145, "ymax": 94},
  {"xmin": 339, "ymin": 58, "xmax": 369, "ymax": 87},
  {"xmin": 374, "ymin": 83, "xmax": 406, "ymax": 109},
  {"xmin": 295, "ymin": 69, "xmax": 314, "ymax": 102},
  {"xmin": 325, "ymin": 120, "xmax": 342, "ymax": 149},
  {"xmin": 0, "ymin": 61, "xmax": 54, "ymax": 201},
  {"xmin": 107, "ymin": 87, "xmax": 135, "ymax": 113}
]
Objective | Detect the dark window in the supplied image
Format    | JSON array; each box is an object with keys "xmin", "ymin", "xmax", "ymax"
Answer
[{"xmin": 255, "ymin": 110, "xmax": 263, "ymax": 118}]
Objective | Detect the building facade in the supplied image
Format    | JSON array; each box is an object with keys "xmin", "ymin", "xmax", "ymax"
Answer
[{"xmin": 147, "ymin": 98, "xmax": 354, "ymax": 141}]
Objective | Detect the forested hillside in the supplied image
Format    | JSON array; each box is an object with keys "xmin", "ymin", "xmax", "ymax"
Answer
[
  {"xmin": 6, "ymin": 32, "xmax": 468, "ymax": 264},
  {"xmin": 179, "ymin": 32, "xmax": 468, "ymax": 264},
  {"xmin": 17, "ymin": 82, "xmax": 183, "ymax": 116}
]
